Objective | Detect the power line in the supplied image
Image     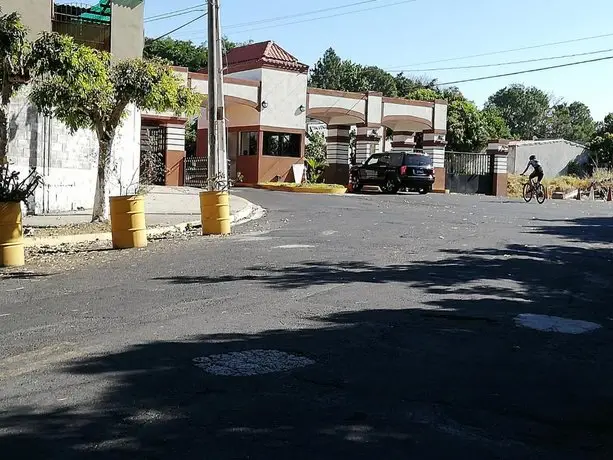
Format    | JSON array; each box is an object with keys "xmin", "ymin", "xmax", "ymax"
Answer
[
  {"xmin": 145, "ymin": 8, "xmax": 204, "ymax": 24},
  {"xmin": 150, "ymin": 13, "xmax": 208, "ymax": 42},
  {"xmin": 437, "ymin": 54, "xmax": 613, "ymax": 86},
  {"xmin": 387, "ymin": 32, "xmax": 613, "ymax": 69},
  {"xmin": 145, "ymin": 4, "xmax": 202, "ymax": 21},
  {"xmin": 390, "ymin": 47, "xmax": 613, "ymax": 73},
  {"xmin": 224, "ymin": 0, "xmax": 377, "ymax": 29},
  {"xmin": 171, "ymin": 0, "xmax": 418, "ymax": 39},
  {"xmin": 228, "ymin": 0, "xmax": 418, "ymax": 34}
]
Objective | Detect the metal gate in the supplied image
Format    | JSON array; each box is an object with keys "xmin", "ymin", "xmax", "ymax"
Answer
[
  {"xmin": 445, "ymin": 151, "xmax": 494, "ymax": 195},
  {"xmin": 184, "ymin": 157, "xmax": 209, "ymax": 188},
  {"xmin": 140, "ymin": 127, "xmax": 166, "ymax": 186}
]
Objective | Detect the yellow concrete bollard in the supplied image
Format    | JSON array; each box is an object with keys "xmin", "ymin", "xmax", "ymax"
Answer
[
  {"xmin": 109, "ymin": 195, "xmax": 147, "ymax": 249},
  {"xmin": 200, "ymin": 191, "xmax": 231, "ymax": 235},
  {"xmin": 0, "ymin": 201, "xmax": 25, "ymax": 267}
]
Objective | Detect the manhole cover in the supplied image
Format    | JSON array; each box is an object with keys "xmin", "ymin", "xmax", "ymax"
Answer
[
  {"xmin": 193, "ymin": 349, "xmax": 315, "ymax": 376},
  {"xmin": 515, "ymin": 314, "xmax": 602, "ymax": 334}
]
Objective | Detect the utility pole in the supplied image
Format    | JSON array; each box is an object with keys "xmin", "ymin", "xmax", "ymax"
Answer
[{"xmin": 207, "ymin": 0, "xmax": 227, "ymax": 191}]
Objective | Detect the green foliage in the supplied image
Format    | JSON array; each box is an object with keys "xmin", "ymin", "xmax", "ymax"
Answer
[
  {"xmin": 0, "ymin": 9, "xmax": 32, "ymax": 158},
  {"xmin": 185, "ymin": 118, "xmax": 197, "ymax": 157},
  {"xmin": 548, "ymin": 102, "xmax": 596, "ymax": 144},
  {"xmin": 588, "ymin": 113, "xmax": 613, "ymax": 168},
  {"xmin": 310, "ymin": 48, "xmax": 416, "ymax": 97},
  {"xmin": 0, "ymin": 8, "xmax": 30, "ymax": 101},
  {"xmin": 305, "ymin": 131, "xmax": 327, "ymax": 162},
  {"xmin": 0, "ymin": 159, "xmax": 42, "ymax": 203},
  {"xmin": 485, "ymin": 84, "xmax": 550, "ymax": 139},
  {"xmin": 144, "ymin": 37, "xmax": 207, "ymax": 71},
  {"xmin": 405, "ymin": 86, "xmax": 504, "ymax": 152},
  {"xmin": 304, "ymin": 157, "xmax": 327, "ymax": 183},
  {"xmin": 31, "ymin": 33, "xmax": 202, "ymax": 138},
  {"xmin": 30, "ymin": 32, "xmax": 202, "ymax": 220},
  {"xmin": 143, "ymin": 36, "xmax": 250, "ymax": 71},
  {"xmin": 480, "ymin": 107, "xmax": 512, "ymax": 141},
  {"xmin": 305, "ymin": 131, "xmax": 327, "ymax": 183}
]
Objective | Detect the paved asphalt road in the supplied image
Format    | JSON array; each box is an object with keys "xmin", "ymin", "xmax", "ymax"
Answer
[{"xmin": 1, "ymin": 189, "xmax": 613, "ymax": 459}]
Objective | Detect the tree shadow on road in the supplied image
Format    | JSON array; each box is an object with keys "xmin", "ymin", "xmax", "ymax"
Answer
[
  {"xmin": 530, "ymin": 216, "xmax": 613, "ymax": 245},
  {"xmin": 1, "ymin": 219, "xmax": 612, "ymax": 459}
]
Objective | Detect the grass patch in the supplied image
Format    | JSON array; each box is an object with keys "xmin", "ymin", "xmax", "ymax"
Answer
[
  {"xmin": 507, "ymin": 174, "xmax": 591, "ymax": 198},
  {"xmin": 259, "ymin": 182, "xmax": 346, "ymax": 190},
  {"xmin": 256, "ymin": 182, "xmax": 347, "ymax": 194}
]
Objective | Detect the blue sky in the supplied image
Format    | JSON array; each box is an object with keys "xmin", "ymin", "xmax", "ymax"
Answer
[{"xmin": 142, "ymin": 0, "xmax": 613, "ymax": 121}]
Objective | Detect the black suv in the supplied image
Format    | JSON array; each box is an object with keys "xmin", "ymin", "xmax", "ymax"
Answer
[{"xmin": 350, "ymin": 151, "xmax": 435, "ymax": 194}]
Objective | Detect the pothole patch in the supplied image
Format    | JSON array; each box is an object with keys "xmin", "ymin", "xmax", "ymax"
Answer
[
  {"xmin": 514, "ymin": 314, "xmax": 602, "ymax": 334},
  {"xmin": 193, "ymin": 349, "xmax": 315, "ymax": 376}
]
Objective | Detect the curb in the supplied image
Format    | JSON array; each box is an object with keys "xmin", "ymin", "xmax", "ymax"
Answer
[
  {"xmin": 23, "ymin": 202, "xmax": 265, "ymax": 248},
  {"xmin": 244, "ymin": 183, "xmax": 347, "ymax": 195}
]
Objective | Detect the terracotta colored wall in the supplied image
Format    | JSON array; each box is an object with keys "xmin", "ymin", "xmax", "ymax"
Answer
[
  {"xmin": 259, "ymin": 156, "xmax": 302, "ymax": 183},
  {"xmin": 237, "ymin": 155, "xmax": 259, "ymax": 184},
  {"xmin": 493, "ymin": 172, "xmax": 508, "ymax": 197},
  {"xmin": 433, "ymin": 167, "xmax": 446, "ymax": 191},
  {"xmin": 165, "ymin": 150, "xmax": 185, "ymax": 186},
  {"xmin": 196, "ymin": 129, "xmax": 208, "ymax": 157}
]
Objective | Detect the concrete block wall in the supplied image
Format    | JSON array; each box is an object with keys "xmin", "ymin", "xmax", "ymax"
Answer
[{"xmin": 6, "ymin": 90, "xmax": 140, "ymax": 214}]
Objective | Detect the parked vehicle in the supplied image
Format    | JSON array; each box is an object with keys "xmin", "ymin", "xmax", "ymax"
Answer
[{"xmin": 350, "ymin": 152, "xmax": 435, "ymax": 194}]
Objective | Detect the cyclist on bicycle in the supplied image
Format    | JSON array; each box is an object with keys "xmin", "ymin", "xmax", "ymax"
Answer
[{"xmin": 521, "ymin": 155, "xmax": 544, "ymax": 184}]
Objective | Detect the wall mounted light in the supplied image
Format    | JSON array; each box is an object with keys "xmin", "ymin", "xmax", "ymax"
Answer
[
  {"xmin": 261, "ymin": 101, "xmax": 268, "ymax": 109},
  {"xmin": 298, "ymin": 104, "xmax": 306, "ymax": 113}
]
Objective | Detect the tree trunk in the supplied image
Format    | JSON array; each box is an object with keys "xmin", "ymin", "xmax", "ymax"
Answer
[
  {"xmin": 91, "ymin": 135, "xmax": 114, "ymax": 222},
  {"xmin": 0, "ymin": 102, "xmax": 9, "ymax": 160}
]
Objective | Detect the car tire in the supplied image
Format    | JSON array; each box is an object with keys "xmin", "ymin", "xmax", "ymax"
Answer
[
  {"xmin": 384, "ymin": 177, "xmax": 399, "ymax": 194},
  {"xmin": 351, "ymin": 174, "xmax": 363, "ymax": 193}
]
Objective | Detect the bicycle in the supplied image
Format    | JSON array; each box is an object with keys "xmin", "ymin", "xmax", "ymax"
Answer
[{"xmin": 522, "ymin": 176, "xmax": 546, "ymax": 204}]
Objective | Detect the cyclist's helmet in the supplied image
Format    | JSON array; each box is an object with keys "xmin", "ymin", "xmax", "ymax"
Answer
[{"xmin": 529, "ymin": 155, "xmax": 536, "ymax": 161}]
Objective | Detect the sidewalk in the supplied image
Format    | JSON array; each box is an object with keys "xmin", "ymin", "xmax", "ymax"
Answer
[
  {"xmin": 24, "ymin": 186, "xmax": 250, "ymax": 228},
  {"xmin": 22, "ymin": 186, "xmax": 261, "ymax": 247}
]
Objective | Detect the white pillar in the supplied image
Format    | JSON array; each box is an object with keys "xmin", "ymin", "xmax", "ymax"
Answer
[
  {"xmin": 423, "ymin": 130, "xmax": 447, "ymax": 192},
  {"xmin": 325, "ymin": 125, "xmax": 351, "ymax": 184},
  {"xmin": 391, "ymin": 131, "xmax": 415, "ymax": 152},
  {"xmin": 355, "ymin": 126, "xmax": 381, "ymax": 164}
]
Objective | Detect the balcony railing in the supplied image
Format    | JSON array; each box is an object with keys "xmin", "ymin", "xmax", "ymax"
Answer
[{"xmin": 52, "ymin": 2, "xmax": 111, "ymax": 52}]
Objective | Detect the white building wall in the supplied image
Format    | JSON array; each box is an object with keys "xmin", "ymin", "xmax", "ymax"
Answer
[
  {"xmin": 383, "ymin": 103, "xmax": 432, "ymax": 121},
  {"xmin": 227, "ymin": 68, "xmax": 264, "ymax": 82},
  {"xmin": 6, "ymin": 90, "xmax": 140, "ymax": 214},
  {"xmin": 259, "ymin": 68, "xmax": 307, "ymax": 130},
  {"xmin": 308, "ymin": 93, "xmax": 367, "ymax": 115}
]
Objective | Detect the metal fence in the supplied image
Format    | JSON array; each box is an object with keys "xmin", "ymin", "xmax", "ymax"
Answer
[
  {"xmin": 445, "ymin": 151, "xmax": 494, "ymax": 175},
  {"xmin": 184, "ymin": 157, "xmax": 209, "ymax": 188},
  {"xmin": 445, "ymin": 151, "xmax": 495, "ymax": 195}
]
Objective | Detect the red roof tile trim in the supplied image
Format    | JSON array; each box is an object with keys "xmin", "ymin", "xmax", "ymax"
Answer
[{"xmin": 223, "ymin": 41, "xmax": 309, "ymax": 73}]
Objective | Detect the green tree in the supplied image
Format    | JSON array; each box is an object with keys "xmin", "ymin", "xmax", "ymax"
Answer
[
  {"xmin": 30, "ymin": 33, "xmax": 202, "ymax": 222},
  {"xmin": 480, "ymin": 107, "xmax": 512, "ymax": 141},
  {"xmin": 305, "ymin": 131, "xmax": 327, "ymax": 183},
  {"xmin": 0, "ymin": 9, "xmax": 31, "ymax": 158},
  {"xmin": 405, "ymin": 87, "xmax": 501, "ymax": 152},
  {"xmin": 394, "ymin": 73, "xmax": 436, "ymax": 97},
  {"xmin": 143, "ymin": 36, "xmax": 247, "ymax": 71},
  {"xmin": 356, "ymin": 66, "xmax": 397, "ymax": 96},
  {"xmin": 144, "ymin": 38, "xmax": 207, "ymax": 71},
  {"xmin": 548, "ymin": 102, "xmax": 595, "ymax": 143},
  {"xmin": 485, "ymin": 84, "xmax": 550, "ymax": 139},
  {"xmin": 588, "ymin": 113, "xmax": 613, "ymax": 168},
  {"xmin": 446, "ymin": 100, "xmax": 488, "ymax": 152}
]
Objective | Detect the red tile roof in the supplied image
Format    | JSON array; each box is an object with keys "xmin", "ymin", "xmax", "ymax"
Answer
[{"xmin": 224, "ymin": 41, "xmax": 309, "ymax": 73}]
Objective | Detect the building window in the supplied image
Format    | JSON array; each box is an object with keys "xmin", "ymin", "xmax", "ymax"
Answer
[
  {"xmin": 263, "ymin": 132, "xmax": 301, "ymax": 157},
  {"xmin": 239, "ymin": 132, "xmax": 258, "ymax": 156}
]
